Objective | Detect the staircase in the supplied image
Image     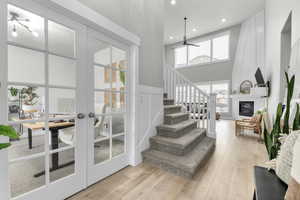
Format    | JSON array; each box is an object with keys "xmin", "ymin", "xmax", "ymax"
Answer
[{"xmin": 142, "ymin": 65, "xmax": 217, "ymax": 179}]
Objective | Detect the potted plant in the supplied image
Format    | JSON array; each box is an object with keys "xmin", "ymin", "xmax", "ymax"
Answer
[
  {"xmin": 20, "ymin": 87, "xmax": 40, "ymax": 111},
  {"xmin": 8, "ymin": 87, "xmax": 19, "ymax": 102},
  {"xmin": 263, "ymin": 103, "xmax": 283, "ymax": 160},
  {"xmin": 0, "ymin": 125, "xmax": 19, "ymax": 199},
  {"xmin": 283, "ymin": 72, "xmax": 295, "ymax": 134}
]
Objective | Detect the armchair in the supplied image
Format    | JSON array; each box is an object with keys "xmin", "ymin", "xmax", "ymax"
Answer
[{"xmin": 235, "ymin": 114, "xmax": 262, "ymax": 138}]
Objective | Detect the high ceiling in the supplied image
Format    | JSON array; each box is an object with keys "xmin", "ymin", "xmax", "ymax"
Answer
[{"xmin": 165, "ymin": 0, "xmax": 265, "ymax": 44}]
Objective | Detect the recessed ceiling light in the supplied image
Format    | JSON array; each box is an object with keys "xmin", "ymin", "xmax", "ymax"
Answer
[
  {"xmin": 221, "ymin": 18, "xmax": 227, "ymax": 23},
  {"xmin": 169, "ymin": 36, "xmax": 174, "ymax": 40},
  {"xmin": 192, "ymin": 28, "xmax": 197, "ymax": 32},
  {"xmin": 170, "ymin": 0, "xmax": 176, "ymax": 5}
]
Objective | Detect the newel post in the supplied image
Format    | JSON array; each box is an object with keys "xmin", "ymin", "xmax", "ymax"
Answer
[
  {"xmin": 0, "ymin": 136, "xmax": 10, "ymax": 200},
  {"xmin": 208, "ymin": 93, "xmax": 217, "ymax": 138}
]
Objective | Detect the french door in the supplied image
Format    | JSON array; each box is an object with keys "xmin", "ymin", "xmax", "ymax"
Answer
[
  {"xmin": 86, "ymin": 30, "xmax": 129, "ymax": 185},
  {"xmin": 1, "ymin": 0, "xmax": 87, "ymax": 199},
  {"xmin": 1, "ymin": 0, "xmax": 131, "ymax": 199}
]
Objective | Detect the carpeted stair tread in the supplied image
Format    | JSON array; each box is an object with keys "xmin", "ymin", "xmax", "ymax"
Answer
[
  {"xmin": 164, "ymin": 112, "xmax": 190, "ymax": 125},
  {"xmin": 157, "ymin": 120, "xmax": 196, "ymax": 132},
  {"xmin": 151, "ymin": 128, "xmax": 206, "ymax": 150},
  {"xmin": 164, "ymin": 105, "xmax": 181, "ymax": 109},
  {"xmin": 164, "ymin": 105, "xmax": 182, "ymax": 114},
  {"xmin": 163, "ymin": 98, "xmax": 175, "ymax": 106},
  {"xmin": 143, "ymin": 137, "xmax": 216, "ymax": 178},
  {"xmin": 165, "ymin": 112, "xmax": 189, "ymax": 118},
  {"xmin": 157, "ymin": 120, "xmax": 197, "ymax": 138}
]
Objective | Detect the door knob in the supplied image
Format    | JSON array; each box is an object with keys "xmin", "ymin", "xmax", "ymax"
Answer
[
  {"xmin": 88, "ymin": 112, "xmax": 95, "ymax": 118},
  {"xmin": 77, "ymin": 113, "xmax": 85, "ymax": 119}
]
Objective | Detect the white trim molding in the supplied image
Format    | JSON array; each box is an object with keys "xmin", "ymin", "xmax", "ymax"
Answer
[
  {"xmin": 130, "ymin": 85, "xmax": 163, "ymax": 166},
  {"xmin": 38, "ymin": 0, "xmax": 141, "ymax": 46},
  {"xmin": 0, "ymin": 136, "xmax": 9, "ymax": 200}
]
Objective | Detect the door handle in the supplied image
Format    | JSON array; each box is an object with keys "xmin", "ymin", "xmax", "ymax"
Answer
[
  {"xmin": 88, "ymin": 112, "xmax": 95, "ymax": 118},
  {"xmin": 77, "ymin": 113, "xmax": 85, "ymax": 119}
]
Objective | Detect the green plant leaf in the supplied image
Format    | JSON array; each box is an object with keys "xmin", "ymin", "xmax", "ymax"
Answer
[
  {"xmin": 0, "ymin": 143, "xmax": 11, "ymax": 150},
  {"xmin": 0, "ymin": 125, "xmax": 19, "ymax": 139},
  {"xmin": 293, "ymin": 104, "xmax": 300, "ymax": 130},
  {"xmin": 263, "ymin": 103, "xmax": 284, "ymax": 160},
  {"xmin": 283, "ymin": 73, "xmax": 295, "ymax": 134},
  {"xmin": 285, "ymin": 72, "xmax": 289, "ymax": 85},
  {"xmin": 119, "ymin": 71, "xmax": 126, "ymax": 86}
]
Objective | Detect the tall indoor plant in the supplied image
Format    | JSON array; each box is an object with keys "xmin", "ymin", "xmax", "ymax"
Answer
[
  {"xmin": 283, "ymin": 72, "xmax": 295, "ymax": 134},
  {"xmin": 263, "ymin": 103, "xmax": 283, "ymax": 160},
  {"xmin": 0, "ymin": 125, "xmax": 19, "ymax": 199},
  {"xmin": 293, "ymin": 103, "xmax": 300, "ymax": 131}
]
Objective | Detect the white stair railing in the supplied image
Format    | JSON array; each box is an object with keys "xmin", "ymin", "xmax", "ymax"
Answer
[{"xmin": 164, "ymin": 65, "xmax": 216, "ymax": 138}]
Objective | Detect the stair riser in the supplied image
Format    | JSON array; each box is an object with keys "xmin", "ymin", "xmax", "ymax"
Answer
[
  {"xmin": 143, "ymin": 142, "xmax": 215, "ymax": 179},
  {"xmin": 192, "ymin": 144, "xmax": 216, "ymax": 175},
  {"xmin": 164, "ymin": 114, "xmax": 189, "ymax": 125},
  {"xmin": 150, "ymin": 132, "xmax": 206, "ymax": 156},
  {"xmin": 163, "ymin": 99, "xmax": 175, "ymax": 106},
  {"xmin": 164, "ymin": 107, "xmax": 181, "ymax": 114},
  {"xmin": 157, "ymin": 123, "xmax": 197, "ymax": 138},
  {"xmin": 143, "ymin": 157, "xmax": 193, "ymax": 178}
]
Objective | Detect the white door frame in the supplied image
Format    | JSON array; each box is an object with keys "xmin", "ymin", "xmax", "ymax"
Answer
[
  {"xmin": 0, "ymin": 0, "xmax": 140, "ymax": 199},
  {"xmin": 2, "ymin": 0, "xmax": 88, "ymax": 199},
  {"xmin": 86, "ymin": 29, "xmax": 131, "ymax": 185},
  {"xmin": 38, "ymin": 0, "xmax": 141, "ymax": 168}
]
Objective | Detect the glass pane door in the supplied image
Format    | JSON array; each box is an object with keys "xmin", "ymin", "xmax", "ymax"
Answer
[
  {"xmin": 87, "ymin": 32, "xmax": 128, "ymax": 186},
  {"xmin": 4, "ymin": 2, "xmax": 86, "ymax": 199}
]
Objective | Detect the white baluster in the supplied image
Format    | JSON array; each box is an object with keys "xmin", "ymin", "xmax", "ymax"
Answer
[
  {"xmin": 184, "ymin": 81, "xmax": 188, "ymax": 109},
  {"xmin": 197, "ymin": 90, "xmax": 200, "ymax": 128},
  {"xmin": 168, "ymin": 69, "xmax": 171, "ymax": 99},
  {"xmin": 208, "ymin": 94, "xmax": 216, "ymax": 138}
]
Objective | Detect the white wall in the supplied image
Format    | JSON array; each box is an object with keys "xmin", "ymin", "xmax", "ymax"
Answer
[
  {"xmin": 78, "ymin": 0, "xmax": 165, "ymax": 88},
  {"xmin": 232, "ymin": 11, "xmax": 265, "ymax": 93},
  {"xmin": 134, "ymin": 85, "xmax": 163, "ymax": 164},
  {"xmin": 265, "ymin": 0, "xmax": 300, "ymax": 116},
  {"xmin": 165, "ymin": 24, "xmax": 241, "ymax": 83}
]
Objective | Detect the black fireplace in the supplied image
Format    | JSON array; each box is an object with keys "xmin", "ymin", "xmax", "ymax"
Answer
[{"xmin": 239, "ymin": 101, "xmax": 254, "ymax": 117}]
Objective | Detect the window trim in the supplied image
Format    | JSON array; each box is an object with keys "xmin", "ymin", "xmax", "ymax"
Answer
[{"xmin": 174, "ymin": 31, "xmax": 231, "ymax": 68}]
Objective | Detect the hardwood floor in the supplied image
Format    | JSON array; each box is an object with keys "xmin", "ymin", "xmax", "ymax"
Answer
[{"xmin": 69, "ymin": 120, "xmax": 267, "ymax": 200}]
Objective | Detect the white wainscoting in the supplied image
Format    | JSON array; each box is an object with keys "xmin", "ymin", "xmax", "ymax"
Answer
[{"xmin": 132, "ymin": 85, "xmax": 163, "ymax": 166}]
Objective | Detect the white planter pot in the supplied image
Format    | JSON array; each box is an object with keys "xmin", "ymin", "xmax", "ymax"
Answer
[
  {"xmin": 0, "ymin": 136, "xmax": 10, "ymax": 200},
  {"xmin": 9, "ymin": 96, "xmax": 18, "ymax": 102},
  {"xmin": 22, "ymin": 104, "xmax": 41, "ymax": 112}
]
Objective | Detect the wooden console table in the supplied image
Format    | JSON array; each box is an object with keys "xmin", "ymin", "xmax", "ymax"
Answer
[{"xmin": 23, "ymin": 122, "xmax": 74, "ymax": 177}]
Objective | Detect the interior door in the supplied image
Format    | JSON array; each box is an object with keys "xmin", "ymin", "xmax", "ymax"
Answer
[
  {"xmin": 2, "ymin": 1, "xmax": 86, "ymax": 199},
  {"xmin": 86, "ymin": 30, "xmax": 129, "ymax": 185}
]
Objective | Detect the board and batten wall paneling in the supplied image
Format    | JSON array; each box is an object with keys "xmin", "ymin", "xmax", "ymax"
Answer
[
  {"xmin": 134, "ymin": 85, "xmax": 163, "ymax": 165},
  {"xmin": 265, "ymin": 0, "xmax": 300, "ymax": 116}
]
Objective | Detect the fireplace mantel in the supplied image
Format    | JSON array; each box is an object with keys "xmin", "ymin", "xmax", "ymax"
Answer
[
  {"xmin": 231, "ymin": 94, "xmax": 268, "ymax": 119},
  {"xmin": 230, "ymin": 94, "xmax": 268, "ymax": 100}
]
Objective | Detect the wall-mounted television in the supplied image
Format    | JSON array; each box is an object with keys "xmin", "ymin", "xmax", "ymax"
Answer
[{"xmin": 255, "ymin": 68, "xmax": 265, "ymax": 86}]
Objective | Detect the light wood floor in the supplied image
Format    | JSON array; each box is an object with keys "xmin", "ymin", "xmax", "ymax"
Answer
[{"xmin": 69, "ymin": 120, "xmax": 267, "ymax": 200}]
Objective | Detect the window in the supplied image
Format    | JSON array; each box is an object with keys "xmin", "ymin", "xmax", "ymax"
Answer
[
  {"xmin": 196, "ymin": 81, "xmax": 231, "ymax": 114},
  {"xmin": 174, "ymin": 33, "xmax": 230, "ymax": 67},
  {"xmin": 175, "ymin": 46, "xmax": 187, "ymax": 66},
  {"xmin": 213, "ymin": 35, "xmax": 229, "ymax": 61},
  {"xmin": 188, "ymin": 40, "xmax": 211, "ymax": 65},
  {"xmin": 212, "ymin": 83, "xmax": 230, "ymax": 113}
]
